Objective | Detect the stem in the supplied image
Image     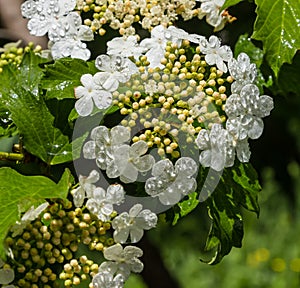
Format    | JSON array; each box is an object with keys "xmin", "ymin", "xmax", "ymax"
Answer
[{"xmin": 0, "ymin": 151, "xmax": 25, "ymax": 161}]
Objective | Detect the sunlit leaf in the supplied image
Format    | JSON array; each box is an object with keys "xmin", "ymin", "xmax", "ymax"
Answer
[{"xmin": 252, "ymin": 0, "xmax": 300, "ymax": 76}]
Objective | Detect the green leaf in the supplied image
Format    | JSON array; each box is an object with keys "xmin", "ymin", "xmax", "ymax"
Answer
[
  {"xmin": 203, "ymin": 178, "xmax": 243, "ymax": 264},
  {"xmin": 234, "ymin": 34, "xmax": 264, "ymax": 67},
  {"xmin": 202, "ymin": 163, "xmax": 260, "ymax": 264},
  {"xmin": 172, "ymin": 192, "xmax": 199, "ymax": 225},
  {"xmin": 41, "ymin": 58, "xmax": 97, "ymax": 100},
  {"xmin": 50, "ymin": 132, "xmax": 89, "ymax": 165},
  {"xmin": 0, "ymin": 168, "xmax": 73, "ymax": 259},
  {"xmin": 252, "ymin": 0, "xmax": 300, "ymax": 76},
  {"xmin": 0, "ymin": 54, "xmax": 71, "ymax": 164},
  {"xmin": 221, "ymin": 0, "xmax": 244, "ymax": 11},
  {"xmin": 231, "ymin": 163, "xmax": 261, "ymax": 215}
]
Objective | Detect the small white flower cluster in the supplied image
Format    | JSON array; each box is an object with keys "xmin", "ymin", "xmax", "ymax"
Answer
[
  {"xmin": 93, "ymin": 244, "xmax": 144, "ymax": 288},
  {"xmin": 71, "ymin": 169, "xmax": 157, "ymax": 287},
  {"xmin": 71, "ymin": 170, "xmax": 126, "ymax": 221},
  {"xmin": 74, "ymin": 54, "xmax": 138, "ymax": 116},
  {"xmin": 195, "ymin": 53, "xmax": 274, "ymax": 170},
  {"xmin": 21, "ymin": 0, "xmax": 233, "ymax": 60},
  {"xmin": 21, "ymin": 0, "xmax": 94, "ymax": 60}
]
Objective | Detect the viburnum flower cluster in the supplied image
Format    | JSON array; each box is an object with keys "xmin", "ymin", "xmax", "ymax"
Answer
[{"xmin": 0, "ymin": 0, "xmax": 274, "ymax": 287}]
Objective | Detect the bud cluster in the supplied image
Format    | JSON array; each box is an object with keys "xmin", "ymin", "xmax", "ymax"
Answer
[
  {"xmin": 76, "ymin": 0, "xmax": 199, "ymax": 36},
  {"xmin": 0, "ymin": 42, "xmax": 42, "ymax": 73},
  {"xmin": 111, "ymin": 40, "xmax": 231, "ymax": 158},
  {"xmin": 4, "ymin": 199, "xmax": 114, "ymax": 287}
]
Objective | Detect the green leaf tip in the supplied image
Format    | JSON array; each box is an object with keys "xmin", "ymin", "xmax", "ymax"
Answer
[{"xmin": 252, "ymin": 0, "xmax": 300, "ymax": 76}]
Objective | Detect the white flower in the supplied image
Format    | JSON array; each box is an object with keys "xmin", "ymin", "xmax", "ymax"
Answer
[
  {"xmin": 100, "ymin": 243, "xmax": 144, "ymax": 279},
  {"xmin": 10, "ymin": 202, "xmax": 49, "ymax": 237},
  {"xmin": 140, "ymin": 26, "xmax": 193, "ymax": 68},
  {"xmin": 71, "ymin": 170, "xmax": 100, "ymax": 207},
  {"xmin": 107, "ymin": 140, "xmax": 155, "ymax": 184},
  {"xmin": 164, "ymin": 26, "xmax": 189, "ymax": 43},
  {"xmin": 107, "ymin": 36, "xmax": 145, "ymax": 59},
  {"xmin": 112, "ymin": 204, "xmax": 157, "ymax": 244},
  {"xmin": 228, "ymin": 53, "xmax": 257, "ymax": 94},
  {"xmin": 235, "ymin": 139, "xmax": 251, "ymax": 162},
  {"xmin": 225, "ymin": 84, "xmax": 274, "ymax": 140},
  {"xmin": 92, "ymin": 271, "xmax": 125, "ymax": 288},
  {"xmin": 21, "ymin": 0, "xmax": 77, "ymax": 38},
  {"xmin": 86, "ymin": 184, "xmax": 125, "ymax": 221},
  {"xmin": 0, "ymin": 259, "xmax": 15, "ymax": 286},
  {"xmin": 197, "ymin": 0, "xmax": 227, "ymax": 31},
  {"xmin": 21, "ymin": 202, "xmax": 49, "ymax": 222},
  {"xmin": 83, "ymin": 125, "xmax": 131, "ymax": 170},
  {"xmin": 74, "ymin": 73, "xmax": 113, "ymax": 117},
  {"xmin": 195, "ymin": 124, "xmax": 235, "ymax": 171},
  {"xmin": 144, "ymin": 79, "xmax": 158, "ymax": 96},
  {"xmin": 145, "ymin": 157, "xmax": 198, "ymax": 205},
  {"xmin": 140, "ymin": 25, "xmax": 169, "ymax": 69},
  {"xmin": 200, "ymin": 35, "xmax": 233, "ymax": 72},
  {"xmin": 50, "ymin": 18, "xmax": 94, "ymax": 60},
  {"xmin": 95, "ymin": 55, "xmax": 138, "ymax": 89}
]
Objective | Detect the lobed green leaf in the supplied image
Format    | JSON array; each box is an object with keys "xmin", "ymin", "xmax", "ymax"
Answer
[
  {"xmin": 0, "ymin": 168, "xmax": 73, "ymax": 259},
  {"xmin": 0, "ymin": 52, "xmax": 74, "ymax": 164},
  {"xmin": 201, "ymin": 163, "xmax": 260, "ymax": 264},
  {"xmin": 41, "ymin": 58, "xmax": 98, "ymax": 100}
]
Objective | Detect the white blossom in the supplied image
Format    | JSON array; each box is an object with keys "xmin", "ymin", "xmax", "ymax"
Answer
[
  {"xmin": 50, "ymin": 16, "xmax": 94, "ymax": 60},
  {"xmin": 10, "ymin": 202, "xmax": 49, "ymax": 237},
  {"xmin": 86, "ymin": 184, "xmax": 125, "ymax": 221},
  {"xmin": 112, "ymin": 204, "xmax": 157, "ymax": 243},
  {"xmin": 140, "ymin": 25, "xmax": 169, "ymax": 69},
  {"xmin": 228, "ymin": 53, "xmax": 257, "ymax": 94},
  {"xmin": 74, "ymin": 73, "xmax": 113, "ymax": 117},
  {"xmin": 197, "ymin": 0, "xmax": 227, "ymax": 31},
  {"xmin": 92, "ymin": 271, "xmax": 125, "ymax": 288},
  {"xmin": 100, "ymin": 243, "xmax": 144, "ymax": 279},
  {"xmin": 107, "ymin": 140, "xmax": 155, "ymax": 184},
  {"xmin": 95, "ymin": 55, "xmax": 138, "ymax": 90},
  {"xmin": 83, "ymin": 125, "xmax": 130, "ymax": 170},
  {"xmin": 195, "ymin": 124, "xmax": 235, "ymax": 171},
  {"xmin": 145, "ymin": 157, "xmax": 197, "ymax": 205},
  {"xmin": 71, "ymin": 170, "xmax": 100, "ymax": 207},
  {"xmin": 200, "ymin": 35, "xmax": 232, "ymax": 72},
  {"xmin": 107, "ymin": 36, "xmax": 145, "ymax": 59},
  {"xmin": 225, "ymin": 84, "xmax": 274, "ymax": 141},
  {"xmin": 21, "ymin": 0, "xmax": 77, "ymax": 39}
]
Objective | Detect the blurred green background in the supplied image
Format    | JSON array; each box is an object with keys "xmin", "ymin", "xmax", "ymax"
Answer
[{"xmin": 125, "ymin": 162, "xmax": 300, "ymax": 288}]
